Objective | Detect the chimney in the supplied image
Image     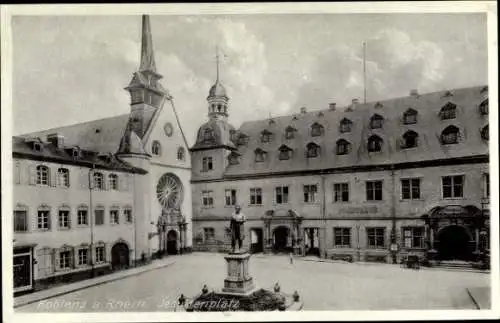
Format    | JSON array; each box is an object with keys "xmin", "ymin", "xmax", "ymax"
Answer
[
  {"xmin": 410, "ymin": 89, "xmax": 419, "ymax": 97},
  {"xmin": 329, "ymin": 103, "xmax": 336, "ymax": 111},
  {"xmin": 300, "ymin": 107, "xmax": 307, "ymax": 114},
  {"xmin": 47, "ymin": 133, "xmax": 64, "ymax": 149}
]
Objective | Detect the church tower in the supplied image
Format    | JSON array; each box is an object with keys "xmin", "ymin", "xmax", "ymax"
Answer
[{"xmin": 207, "ymin": 48, "xmax": 229, "ymax": 121}]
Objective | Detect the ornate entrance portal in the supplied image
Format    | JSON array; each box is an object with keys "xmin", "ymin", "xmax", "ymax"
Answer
[
  {"xmin": 273, "ymin": 226, "xmax": 289, "ymax": 252},
  {"xmin": 167, "ymin": 230, "xmax": 178, "ymax": 255},
  {"xmin": 436, "ymin": 225, "xmax": 472, "ymax": 261},
  {"xmin": 111, "ymin": 242, "xmax": 130, "ymax": 270}
]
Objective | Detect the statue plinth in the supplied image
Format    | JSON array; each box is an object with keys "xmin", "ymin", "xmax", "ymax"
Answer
[{"xmin": 221, "ymin": 251, "xmax": 256, "ymax": 295}]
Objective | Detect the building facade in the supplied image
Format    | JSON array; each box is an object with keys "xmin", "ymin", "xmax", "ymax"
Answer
[
  {"xmin": 191, "ymin": 80, "xmax": 490, "ymax": 264},
  {"xmin": 12, "ymin": 15, "xmax": 192, "ymax": 294}
]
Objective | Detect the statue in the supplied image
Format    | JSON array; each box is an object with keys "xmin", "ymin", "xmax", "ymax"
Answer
[{"xmin": 230, "ymin": 205, "xmax": 246, "ymax": 253}]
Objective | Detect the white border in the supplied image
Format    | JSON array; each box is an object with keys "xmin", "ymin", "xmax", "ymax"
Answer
[{"xmin": 1, "ymin": 2, "xmax": 498, "ymax": 322}]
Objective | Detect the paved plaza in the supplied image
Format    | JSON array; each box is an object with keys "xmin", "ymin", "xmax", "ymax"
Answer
[{"xmin": 16, "ymin": 253, "xmax": 489, "ymax": 312}]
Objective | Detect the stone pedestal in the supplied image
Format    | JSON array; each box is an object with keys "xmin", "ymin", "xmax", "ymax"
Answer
[{"xmin": 222, "ymin": 252, "xmax": 255, "ymax": 295}]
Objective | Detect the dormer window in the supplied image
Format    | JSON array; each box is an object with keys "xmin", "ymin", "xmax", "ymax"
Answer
[
  {"xmin": 442, "ymin": 90, "xmax": 453, "ymax": 98},
  {"xmin": 278, "ymin": 145, "xmax": 293, "ymax": 160},
  {"xmin": 481, "ymin": 125, "xmax": 489, "ymax": 141},
  {"xmin": 311, "ymin": 123, "xmax": 324, "ymax": 137},
  {"xmin": 230, "ymin": 130, "xmax": 238, "ymax": 142},
  {"xmin": 367, "ymin": 135, "xmax": 383, "ymax": 152},
  {"xmin": 72, "ymin": 148, "xmax": 80, "ymax": 159},
  {"xmin": 237, "ymin": 134, "xmax": 248, "ymax": 146},
  {"xmin": 370, "ymin": 114, "xmax": 384, "ymax": 129},
  {"xmin": 403, "ymin": 108, "xmax": 418, "ymax": 125},
  {"xmin": 260, "ymin": 130, "xmax": 272, "ymax": 143},
  {"xmin": 33, "ymin": 142, "xmax": 42, "ymax": 152},
  {"xmin": 228, "ymin": 152, "xmax": 240, "ymax": 165},
  {"xmin": 479, "ymin": 99, "xmax": 488, "ymax": 115},
  {"xmin": 336, "ymin": 139, "xmax": 351, "ymax": 155},
  {"xmin": 441, "ymin": 125, "xmax": 459, "ymax": 145},
  {"xmin": 440, "ymin": 102, "xmax": 457, "ymax": 120},
  {"xmin": 203, "ymin": 128, "xmax": 215, "ymax": 143},
  {"xmin": 306, "ymin": 142, "xmax": 320, "ymax": 158},
  {"xmin": 285, "ymin": 126, "xmax": 296, "ymax": 139},
  {"xmin": 339, "ymin": 118, "xmax": 352, "ymax": 133},
  {"xmin": 255, "ymin": 149, "xmax": 267, "ymax": 162},
  {"xmin": 401, "ymin": 130, "xmax": 419, "ymax": 149},
  {"xmin": 374, "ymin": 102, "xmax": 383, "ymax": 109}
]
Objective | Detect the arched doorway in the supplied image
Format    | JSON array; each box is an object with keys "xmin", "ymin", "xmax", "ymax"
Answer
[
  {"xmin": 436, "ymin": 225, "xmax": 472, "ymax": 261},
  {"xmin": 273, "ymin": 226, "xmax": 289, "ymax": 253},
  {"xmin": 167, "ymin": 230, "xmax": 178, "ymax": 255},
  {"xmin": 111, "ymin": 243, "xmax": 129, "ymax": 270},
  {"xmin": 250, "ymin": 228, "xmax": 264, "ymax": 253}
]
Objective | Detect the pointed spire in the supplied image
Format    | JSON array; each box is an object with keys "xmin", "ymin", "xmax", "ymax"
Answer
[
  {"xmin": 139, "ymin": 15, "xmax": 156, "ymax": 72},
  {"xmin": 215, "ymin": 45, "xmax": 220, "ymax": 82}
]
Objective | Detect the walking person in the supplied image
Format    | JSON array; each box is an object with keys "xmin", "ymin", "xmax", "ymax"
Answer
[{"xmin": 289, "ymin": 252, "xmax": 294, "ymax": 265}]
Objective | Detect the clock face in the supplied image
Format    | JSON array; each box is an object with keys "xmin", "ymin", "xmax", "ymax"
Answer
[{"xmin": 164, "ymin": 122, "xmax": 174, "ymax": 137}]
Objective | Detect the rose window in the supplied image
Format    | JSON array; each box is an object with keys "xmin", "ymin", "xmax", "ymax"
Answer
[{"xmin": 156, "ymin": 174, "xmax": 183, "ymax": 210}]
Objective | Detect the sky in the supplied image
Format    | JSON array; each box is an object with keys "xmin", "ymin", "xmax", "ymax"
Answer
[{"xmin": 12, "ymin": 13, "xmax": 488, "ymax": 145}]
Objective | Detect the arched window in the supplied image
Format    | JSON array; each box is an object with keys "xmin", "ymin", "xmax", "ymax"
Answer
[
  {"xmin": 255, "ymin": 149, "xmax": 267, "ymax": 162},
  {"xmin": 177, "ymin": 147, "xmax": 186, "ymax": 161},
  {"xmin": 93, "ymin": 172, "xmax": 104, "ymax": 190},
  {"xmin": 367, "ymin": 135, "xmax": 383, "ymax": 152},
  {"xmin": 440, "ymin": 102, "xmax": 457, "ymax": 120},
  {"xmin": 306, "ymin": 143, "xmax": 320, "ymax": 158},
  {"xmin": 479, "ymin": 99, "xmax": 488, "ymax": 115},
  {"xmin": 285, "ymin": 126, "xmax": 296, "ymax": 139},
  {"xmin": 278, "ymin": 145, "xmax": 293, "ymax": 160},
  {"xmin": 311, "ymin": 123, "xmax": 324, "ymax": 137},
  {"xmin": 57, "ymin": 168, "xmax": 70, "ymax": 188},
  {"xmin": 339, "ymin": 118, "xmax": 352, "ymax": 133},
  {"xmin": 481, "ymin": 125, "xmax": 489, "ymax": 141},
  {"xmin": 152, "ymin": 141, "xmax": 161, "ymax": 156},
  {"xmin": 370, "ymin": 114, "xmax": 384, "ymax": 129},
  {"xmin": 14, "ymin": 204, "xmax": 28, "ymax": 232},
  {"xmin": 36, "ymin": 165, "xmax": 49, "ymax": 185},
  {"xmin": 403, "ymin": 108, "xmax": 418, "ymax": 125},
  {"xmin": 440, "ymin": 125, "xmax": 460, "ymax": 144},
  {"xmin": 108, "ymin": 174, "xmax": 118, "ymax": 190},
  {"xmin": 401, "ymin": 130, "xmax": 419, "ymax": 149},
  {"xmin": 336, "ymin": 139, "xmax": 351, "ymax": 155}
]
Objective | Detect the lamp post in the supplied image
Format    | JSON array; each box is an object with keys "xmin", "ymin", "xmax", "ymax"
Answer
[{"xmin": 88, "ymin": 164, "xmax": 95, "ymax": 278}]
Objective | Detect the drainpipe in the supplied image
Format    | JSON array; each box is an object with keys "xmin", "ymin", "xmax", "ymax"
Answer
[
  {"xmin": 390, "ymin": 166, "xmax": 397, "ymax": 264},
  {"xmin": 321, "ymin": 175, "xmax": 327, "ymax": 259},
  {"xmin": 88, "ymin": 164, "xmax": 95, "ymax": 277}
]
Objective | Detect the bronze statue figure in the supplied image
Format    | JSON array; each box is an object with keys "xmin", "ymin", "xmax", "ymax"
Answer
[{"xmin": 230, "ymin": 205, "xmax": 246, "ymax": 253}]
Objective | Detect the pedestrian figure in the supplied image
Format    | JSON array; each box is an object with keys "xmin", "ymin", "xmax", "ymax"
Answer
[{"xmin": 289, "ymin": 252, "xmax": 294, "ymax": 265}]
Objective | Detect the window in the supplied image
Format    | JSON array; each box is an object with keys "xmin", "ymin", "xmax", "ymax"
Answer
[
  {"xmin": 59, "ymin": 250, "xmax": 72, "ymax": 269},
  {"xmin": 479, "ymin": 99, "xmax": 488, "ymax": 115},
  {"xmin": 124, "ymin": 208, "xmax": 133, "ymax": 223},
  {"xmin": 110, "ymin": 209, "xmax": 119, "ymax": 224},
  {"xmin": 203, "ymin": 228, "xmax": 215, "ymax": 241},
  {"xmin": 237, "ymin": 134, "xmax": 248, "ymax": 146},
  {"xmin": 402, "ymin": 227, "xmax": 424, "ymax": 249},
  {"xmin": 95, "ymin": 208, "xmax": 105, "ymax": 225},
  {"xmin": 367, "ymin": 135, "xmax": 382, "ymax": 152},
  {"xmin": 403, "ymin": 108, "xmax": 418, "ymax": 124},
  {"xmin": 250, "ymin": 188, "xmax": 262, "ymax": 205},
  {"xmin": 202, "ymin": 190, "xmax": 214, "ymax": 206},
  {"xmin": 440, "ymin": 125, "xmax": 459, "ymax": 145},
  {"xmin": 78, "ymin": 248, "xmax": 89, "ymax": 266},
  {"xmin": 58, "ymin": 209, "xmax": 70, "ymax": 229},
  {"xmin": 442, "ymin": 175, "xmax": 464, "ymax": 198},
  {"xmin": 366, "ymin": 181, "xmax": 383, "ymax": 201},
  {"xmin": 108, "ymin": 174, "xmax": 118, "ymax": 190},
  {"xmin": 401, "ymin": 178, "xmax": 420, "ymax": 200},
  {"xmin": 255, "ymin": 149, "xmax": 267, "ymax": 162},
  {"xmin": 72, "ymin": 148, "xmax": 80, "ymax": 159},
  {"xmin": 483, "ymin": 173, "xmax": 490, "ymax": 198},
  {"xmin": 152, "ymin": 141, "xmax": 161, "ymax": 156},
  {"xmin": 202, "ymin": 157, "xmax": 213, "ymax": 171},
  {"xmin": 77, "ymin": 207, "xmax": 88, "ymax": 226},
  {"xmin": 36, "ymin": 165, "xmax": 49, "ymax": 185},
  {"xmin": 57, "ymin": 168, "xmax": 70, "ymax": 187},
  {"xmin": 370, "ymin": 114, "xmax": 384, "ymax": 129},
  {"xmin": 303, "ymin": 184, "xmax": 318, "ymax": 203},
  {"xmin": 306, "ymin": 143, "xmax": 320, "ymax": 158},
  {"xmin": 333, "ymin": 228, "xmax": 351, "ymax": 247},
  {"xmin": 402, "ymin": 131, "xmax": 418, "ymax": 149},
  {"xmin": 285, "ymin": 126, "xmax": 296, "ymax": 139},
  {"xmin": 37, "ymin": 209, "xmax": 50, "ymax": 230},
  {"xmin": 311, "ymin": 123, "xmax": 324, "ymax": 137},
  {"xmin": 14, "ymin": 208, "xmax": 28, "ymax": 232},
  {"xmin": 230, "ymin": 130, "xmax": 238, "ymax": 142},
  {"xmin": 177, "ymin": 147, "xmax": 185, "ymax": 161},
  {"xmin": 440, "ymin": 102, "xmax": 457, "ymax": 120},
  {"xmin": 481, "ymin": 125, "xmax": 489, "ymax": 141},
  {"xmin": 33, "ymin": 142, "xmax": 42, "ymax": 152},
  {"xmin": 339, "ymin": 118, "xmax": 352, "ymax": 133},
  {"xmin": 95, "ymin": 245, "xmax": 105, "ymax": 263},
  {"xmin": 261, "ymin": 130, "xmax": 272, "ymax": 143},
  {"xmin": 228, "ymin": 153, "xmax": 239, "ymax": 165},
  {"xmin": 203, "ymin": 128, "xmax": 214, "ymax": 142},
  {"xmin": 275, "ymin": 186, "xmax": 289, "ymax": 204},
  {"xmin": 336, "ymin": 139, "xmax": 350, "ymax": 155},
  {"xmin": 93, "ymin": 172, "xmax": 104, "ymax": 190},
  {"xmin": 278, "ymin": 145, "xmax": 292, "ymax": 160},
  {"xmin": 37, "ymin": 247, "xmax": 54, "ymax": 278},
  {"xmin": 333, "ymin": 183, "xmax": 349, "ymax": 202},
  {"xmin": 367, "ymin": 227, "xmax": 385, "ymax": 248},
  {"xmin": 225, "ymin": 189, "xmax": 237, "ymax": 206}
]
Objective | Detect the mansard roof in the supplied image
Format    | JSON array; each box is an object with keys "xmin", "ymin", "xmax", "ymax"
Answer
[{"xmin": 224, "ymin": 86, "xmax": 488, "ymax": 177}]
